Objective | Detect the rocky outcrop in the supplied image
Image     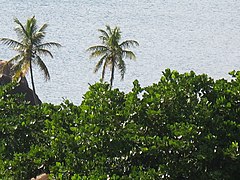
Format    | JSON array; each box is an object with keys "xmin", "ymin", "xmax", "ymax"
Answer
[
  {"xmin": 0, "ymin": 74, "xmax": 42, "ymax": 105},
  {"xmin": 0, "ymin": 60, "xmax": 11, "ymax": 75},
  {"xmin": 0, "ymin": 60, "xmax": 41, "ymax": 105}
]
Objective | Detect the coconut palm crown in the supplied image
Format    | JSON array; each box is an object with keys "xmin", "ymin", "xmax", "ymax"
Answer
[
  {"xmin": 87, "ymin": 25, "xmax": 139, "ymax": 88},
  {"xmin": 0, "ymin": 16, "xmax": 61, "ymax": 104}
]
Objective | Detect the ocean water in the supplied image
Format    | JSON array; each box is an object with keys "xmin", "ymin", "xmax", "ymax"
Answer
[{"xmin": 0, "ymin": 0, "xmax": 240, "ymax": 104}]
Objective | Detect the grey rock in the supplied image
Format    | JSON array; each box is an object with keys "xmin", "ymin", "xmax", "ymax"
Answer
[{"xmin": 0, "ymin": 60, "xmax": 41, "ymax": 105}]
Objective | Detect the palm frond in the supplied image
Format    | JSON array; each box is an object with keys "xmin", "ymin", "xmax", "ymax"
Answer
[
  {"xmin": 122, "ymin": 50, "xmax": 136, "ymax": 60},
  {"xmin": 18, "ymin": 61, "xmax": 30, "ymax": 77},
  {"xmin": 36, "ymin": 48, "xmax": 54, "ymax": 58},
  {"xmin": 106, "ymin": 25, "xmax": 113, "ymax": 36},
  {"xmin": 87, "ymin": 45, "xmax": 108, "ymax": 58},
  {"xmin": 37, "ymin": 42, "xmax": 61, "ymax": 49},
  {"xmin": 120, "ymin": 40, "xmax": 139, "ymax": 49},
  {"xmin": 12, "ymin": 58, "xmax": 30, "ymax": 80},
  {"xmin": 25, "ymin": 19, "xmax": 32, "ymax": 38},
  {"xmin": 27, "ymin": 16, "xmax": 38, "ymax": 38},
  {"xmin": 14, "ymin": 18, "xmax": 27, "ymax": 36},
  {"xmin": 12, "ymin": 70, "xmax": 23, "ymax": 81},
  {"xmin": 32, "ymin": 32, "xmax": 45, "ymax": 45},
  {"xmin": 8, "ymin": 54, "xmax": 23, "ymax": 64},
  {"xmin": 87, "ymin": 45, "xmax": 107, "ymax": 51},
  {"xmin": 99, "ymin": 35, "xmax": 108, "ymax": 43},
  {"xmin": 14, "ymin": 26, "xmax": 26, "ymax": 40},
  {"xmin": 98, "ymin": 29, "xmax": 109, "ymax": 43},
  {"xmin": 94, "ymin": 55, "xmax": 107, "ymax": 73},
  {"xmin": 0, "ymin": 38, "xmax": 24, "ymax": 49},
  {"xmin": 98, "ymin": 29, "xmax": 109, "ymax": 39},
  {"xmin": 35, "ymin": 56, "xmax": 50, "ymax": 81},
  {"xmin": 38, "ymin": 23, "xmax": 48, "ymax": 33},
  {"xmin": 91, "ymin": 50, "xmax": 108, "ymax": 58},
  {"xmin": 112, "ymin": 27, "xmax": 121, "ymax": 42},
  {"xmin": 117, "ymin": 58, "xmax": 126, "ymax": 79}
]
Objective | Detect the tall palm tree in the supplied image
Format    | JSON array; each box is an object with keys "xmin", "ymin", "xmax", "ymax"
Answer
[
  {"xmin": 87, "ymin": 25, "xmax": 139, "ymax": 88},
  {"xmin": 0, "ymin": 16, "xmax": 61, "ymax": 104}
]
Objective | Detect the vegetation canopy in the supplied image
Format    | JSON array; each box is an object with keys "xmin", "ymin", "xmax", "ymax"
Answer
[{"xmin": 0, "ymin": 69, "xmax": 240, "ymax": 179}]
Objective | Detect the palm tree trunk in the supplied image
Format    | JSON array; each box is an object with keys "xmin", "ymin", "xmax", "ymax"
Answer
[
  {"xmin": 110, "ymin": 61, "xmax": 115, "ymax": 89},
  {"xmin": 29, "ymin": 59, "xmax": 37, "ymax": 105}
]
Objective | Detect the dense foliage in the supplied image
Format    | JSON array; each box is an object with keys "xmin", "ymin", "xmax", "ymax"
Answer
[{"xmin": 0, "ymin": 69, "xmax": 240, "ymax": 179}]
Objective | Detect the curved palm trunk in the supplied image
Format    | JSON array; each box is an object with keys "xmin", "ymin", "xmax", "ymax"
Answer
[
  {"xmin": 29, "ymin": 59, "xmax": 37, "ymax": 105},
  {"xmin": 110, "ymin": 61, "xmax": 115, "ymax": 89}
]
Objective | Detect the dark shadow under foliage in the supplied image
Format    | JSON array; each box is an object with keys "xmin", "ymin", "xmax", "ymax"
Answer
[{"xmin": 0, "ymin": 69, "xmax": 240, "ymax": 179}]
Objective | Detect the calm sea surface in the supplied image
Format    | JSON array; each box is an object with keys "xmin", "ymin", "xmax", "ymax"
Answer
[{"xmin": 1, "ymin": 0, "xmax": 240, "ymax": 104}]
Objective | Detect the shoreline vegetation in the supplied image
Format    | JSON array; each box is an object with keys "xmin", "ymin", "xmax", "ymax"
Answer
[
  {"xmin": 0, "ymin": 17, "xmax": 240, "ymax": 179},
  {"xmin": 1, "ymin": 69, "xmax": 240, "ymax": 179}
]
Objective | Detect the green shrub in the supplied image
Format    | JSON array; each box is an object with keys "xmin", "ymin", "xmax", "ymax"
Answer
[{"xmin": 1, "ymin": 70, "xmax": 240, "ymax": 179}]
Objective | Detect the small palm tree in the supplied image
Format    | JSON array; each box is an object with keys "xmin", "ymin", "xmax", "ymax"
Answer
[
  {"xmin": 87, "ymin": 25, "xmax": 139, "ymax": 88},
  {"xmin": 0, "ymin": 16, "xmax": 61, "ymax": 104}
]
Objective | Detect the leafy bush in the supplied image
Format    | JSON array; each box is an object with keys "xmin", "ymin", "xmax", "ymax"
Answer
[{"xmin": 0, "ymin": 70, "xmax": 240, "ymax": 179}]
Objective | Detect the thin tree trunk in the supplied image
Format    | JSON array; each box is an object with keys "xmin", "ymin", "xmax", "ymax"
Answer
[
  {"xmin": 29, "ymin": 59, "xmax": 37, "ymax": 105},
  {"xmin": 110, "ymin": 61, "xmax": 115, "ymax": 89}
]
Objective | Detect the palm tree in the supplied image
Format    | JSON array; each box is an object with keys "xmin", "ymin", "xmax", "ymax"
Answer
[
  {"xmin": 87, "ymin": 25, "xmax": 139, "ymax": 88},
  {"xmin": 0, "ymin": 16, "xmax": 61, "ymax": 104}
]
